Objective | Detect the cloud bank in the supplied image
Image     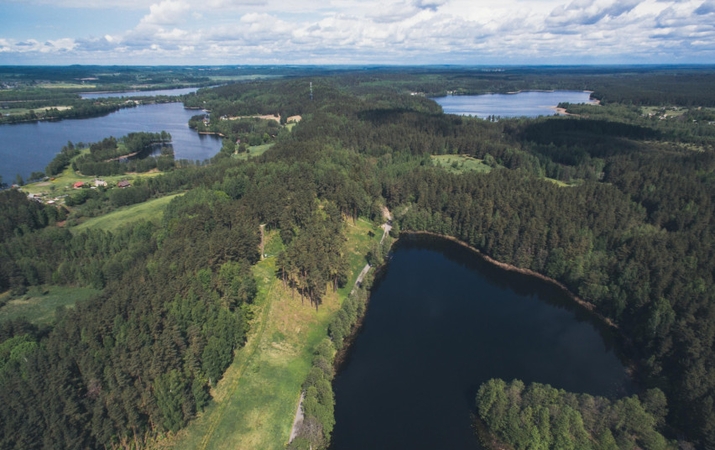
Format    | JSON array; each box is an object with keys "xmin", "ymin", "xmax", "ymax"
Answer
[{"xmin": 1, "ymin": 0, "xmax": 713, "ymax": 64}]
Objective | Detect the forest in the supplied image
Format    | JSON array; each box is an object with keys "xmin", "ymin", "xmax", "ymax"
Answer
[{"xmin": 1, "ymin": 66, "xmax": 715, "ymax": 449}]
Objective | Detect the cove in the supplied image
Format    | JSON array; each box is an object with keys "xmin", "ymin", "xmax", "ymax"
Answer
[
  {"xmin": 433, "ymin": 90, "xmax": 597, "ymax": 118},
  {"xmin": 0, "ymin": 102, "xmax": 221, "ymax": 184},
  {"xmin": 331, "ymin": 234, "xmax": 633, "ymax": 450}
]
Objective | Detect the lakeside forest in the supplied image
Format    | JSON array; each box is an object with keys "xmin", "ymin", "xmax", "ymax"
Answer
[{"xmin": 2, "ymin": 66, "xmax": 715, "ymax": 449}]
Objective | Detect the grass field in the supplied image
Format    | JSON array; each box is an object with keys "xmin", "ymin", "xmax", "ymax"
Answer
[
  {"xmin": 641, "ymin": 106, "xmax": 688, "ymax": 118},
  {"xmin": 235, "ymin": 143, "xmax": 274, "ymax": 160},
  {"xmin": 72, "ymin": 193, "xmax": 182, "ymax": 233},
  {"xmin": 0, "ymin": 285, "xmax": 101, "ymax": 325},
  {"xmin": 162, "ymin": 220, "xmax": 382, "ymax": 450},
  {"xmin": 1, "ymin": 105, "xmax": 72, "ymax": 116},
  {"xmin": 20, "ymin": 152, "xmax": 165, "ymax": 199},
  {"xmin": 543, "ymin": 177, "xmax": 583, "ymax": 187},
  {"xmin": 38, "ymin": 83, "xmax": 97, "ymax": 89},
  {"xmin": 431, "ymin": 154, "xmax": 494, "ymax": 174}
]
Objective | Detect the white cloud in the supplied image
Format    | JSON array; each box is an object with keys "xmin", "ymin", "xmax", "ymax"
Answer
[
  {"xmin": 2, "ymin": 0, "xmax": 715, "ymax": 64},
  {"xmin": 139, "ymin": 0, "xmax": 191, "ymax": 26}
]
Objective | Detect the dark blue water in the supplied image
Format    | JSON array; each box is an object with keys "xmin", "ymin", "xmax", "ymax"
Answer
[
  {"xmin": 79, "ymin": 87, "xmax": 200, "ymax": 99},
  {"xmin": 0, "ymin": 102, "xmax": 221, "ymax": 183},
  {"xmin": 332, "ymin": 236, "xmax": 632, "ymax": 450},
  {"xmin": 433, "ymin": 90, "xmax": 596, "ymax": 118}
]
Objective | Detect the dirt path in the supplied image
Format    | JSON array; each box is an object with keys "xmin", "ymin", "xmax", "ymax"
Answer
[
  {"xmin": 350, "ymin": 263, "xmax": 372, "ymax": 296},
  {"xmin": 291, "ymin": 211, "xmax": 392, "ymax": 439},
  {"xmin": 288, "ymin": 392, "xmax": 305, "ymax": 443},
  {"xmin": 351, "ymin": 208, "xmax": 391, "ymax": 296}
]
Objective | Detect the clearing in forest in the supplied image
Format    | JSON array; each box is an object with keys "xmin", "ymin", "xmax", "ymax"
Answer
[
  {"xmin": 0, "ymin": 285, "xmax": 101, "ymax": 325},
  {"xmin": 73, "ymin": 193, "xmax": 182, "ymax": 233},
  {"xmin": 431, "ymin": 154, "xmax": 494, "ymax": 174}
]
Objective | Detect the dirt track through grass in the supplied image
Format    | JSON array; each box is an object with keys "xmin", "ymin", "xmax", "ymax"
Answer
[{"xmin": 162, "ymin": 221, "xmax": 381, "ymax": 450}]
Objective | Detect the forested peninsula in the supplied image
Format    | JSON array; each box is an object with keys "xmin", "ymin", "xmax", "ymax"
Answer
[{"xmin": 2, "ymin": 67, "xmax": 715, "ymax": 449}]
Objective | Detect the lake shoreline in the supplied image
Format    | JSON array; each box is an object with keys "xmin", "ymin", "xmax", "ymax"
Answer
[
  {"xmin": 405, "ymin": 231, "xmax": 618, "ymax": 327},
  {"xmin": 331, "ymin": 231, "xmax": 637, "ymax": 449},
  {"xmin": 403, "ymin": 231, "xmax": 644, "ymax": 382}
]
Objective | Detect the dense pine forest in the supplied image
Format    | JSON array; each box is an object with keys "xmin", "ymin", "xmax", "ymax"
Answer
[{"xmin": 2, "ymin": 67, "xmax": 715, "ymax": 449}]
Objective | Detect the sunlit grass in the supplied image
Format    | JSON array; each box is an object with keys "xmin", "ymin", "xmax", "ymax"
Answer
[
  {"xmin": 235, "ymin": 143, "xmax": 274, "ymax": 160},
  {"xmin": 431, "ymin": 154, "xmax": 493, "ymax": 174},
  {"xmin": 164, "ymin": 221, "xmax": 382, "ymax": 450},
  {"xmin": 0, "ymin": 285, "xmax": 101, "ymax": 325},
  {"xmin": 72, "ymin": 193, "xmax": 182, "ymax": 233}
]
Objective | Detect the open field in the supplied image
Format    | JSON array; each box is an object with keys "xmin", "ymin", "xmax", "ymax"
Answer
[
  {"xmin": 21, "ymin": 152, "xmax": 165, "ymax": 198},
  {"xmin": 431, "ymin": 154, "xmax": 493, "ymax": 174},
  {"xmin": 0, "ymin": 285, "xmax": 101, "ymax": 325},
  {"xmin": 73, "ymin": 193, "xmax": 182, "ymax": 233},
  {"xmin": 38, "ymin": 83, "xmax": 96, "ymax": 89},
  {"xmin": 164, "ymin": 220, "xmax": 382, "ymax": 450},
  {"xmin": 641, "ymin": 106, "xmax": 688, "ymax": 118},
  {"xmin": 1, "ymin": 105, "xmax": 72, "ymax": 116},
  {"xmin": 543, "ymin": 177, "xmax": 583, "ymax": 187},
  {"xmin": 236, "ymin": 143, "xmax": 274, "ymax": 160}
]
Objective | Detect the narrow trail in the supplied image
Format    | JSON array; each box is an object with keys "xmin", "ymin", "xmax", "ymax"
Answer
[
  {"xmin": 288, "ymin": 392, "xmax": 305, "ymax": 443},
  {"xmin": 291, "ymin": 210, "xmax": 392, "ymax": 441},
  {"xmin": 350, "ymin": 208, "xmax": 391, "ymax": 302}
]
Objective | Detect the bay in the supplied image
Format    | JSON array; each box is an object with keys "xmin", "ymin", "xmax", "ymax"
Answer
[
  {"xmin": 0, "ymin": 102, "xmax": 221, "ymax": 184},
  {"xmin": 331, "ymin": 235, "xmax": 633, "ymax": 450}
]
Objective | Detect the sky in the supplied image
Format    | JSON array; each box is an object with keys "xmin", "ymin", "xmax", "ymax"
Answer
[{"xmin": 0, "ymin": 0, "xmax": 714, "ymax": 65}]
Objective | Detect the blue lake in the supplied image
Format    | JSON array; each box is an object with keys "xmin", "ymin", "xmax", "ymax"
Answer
[
  {"xmin": 0, "ymin": 102, "xmax": 221, "ymax": 184},
  {"xmin": 79, "ymin": 87, "xmax": 201, "ymax": 99},
  {"xmin": 433, "ymin": 90, "xmax": 597, "ymax": 118}
]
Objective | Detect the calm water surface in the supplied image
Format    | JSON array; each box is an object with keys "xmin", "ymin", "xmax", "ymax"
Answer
[
  {"xmin": 433, "ymin": 90, "xmax": 597, "ymax": 118},
  {"xmin": 331, "ymin": 236, "xmax": 632, "ymax": 450},
  {"xmin": 79, "ymin": 87, "xmax": 200, "ymax": 99},
  {"xmin": 0, "ymin": 102, "xmax": 221, "ymax": 183}
]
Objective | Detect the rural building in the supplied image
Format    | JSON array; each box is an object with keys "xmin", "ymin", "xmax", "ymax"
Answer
[
  {"xmin": 117, "ymin": 180, "xmax": 131, "ymax": 188},
  {"xmin": 73, "ymin": 181, "xmax": 85, "ymax": 189}
]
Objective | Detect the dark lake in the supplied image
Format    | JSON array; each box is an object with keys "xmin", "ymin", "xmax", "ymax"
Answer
[
  {"xmin": 433, "ymin": 90, "xmax": 597, "ymax": 118},
  {"xmin": 331, "ymin": 235, "xmax": 633, "ymax": 450},
  {"xmin": 0, "ymin": 102, "xmax": 221, "ymax": 184}
]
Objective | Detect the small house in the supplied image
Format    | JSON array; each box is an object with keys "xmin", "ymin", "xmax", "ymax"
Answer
[
  {"xmin": 94, "ymin": 179, "xmax": 107, "ymax": 187},
  {"xmin": 73, "ymin": 181, "xmax": 85, "ymax": 189},
  {"xmin": 117, "ymin": 180, "xmax": 131, "ymax": 188}
]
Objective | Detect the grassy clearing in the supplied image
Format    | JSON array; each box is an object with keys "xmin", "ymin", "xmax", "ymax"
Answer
[
  {"xmin": 38, "ymin": 83, "xmax": 96, "ymax": 89},
  {"xmin": 73, "ymin": 193, "xmax": 182, "ymax": 233},
  {"xmin": 235, "ymin": 143, "xmax": 274, "ymax": 160},
  {"xmin": 163, "ymin": 220, "xmax": 382, "ymax": 450},
  {"xmin": 0, "ymin": 285, "xmax": 101, "ymax": 325},
  {"xmin": 641, "ymin": 106, "xmax": 688, "ymax": 118},
  {"xmin": 431, "ymin": 154, "xmax": 493, "ymax": 174},
  {"xmin": 338, "ymin": 218, "xmax": 383, "ymax": 298},
  {"xmin": 543, "ymin": 177, "xmax": 583, "ymax": 187},
  {"xmin": 21, "ymin": 152, "xmax": 165, "ymax": 198},
  {"xmin": 1, "ymin": 106, "xmax": 72, "ymax": 116}
]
